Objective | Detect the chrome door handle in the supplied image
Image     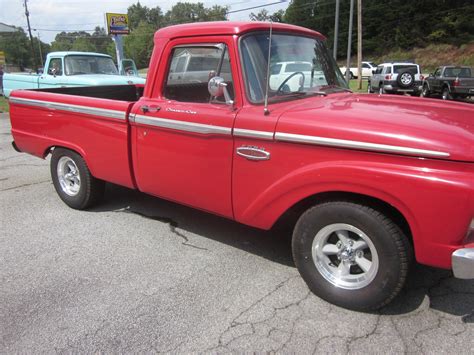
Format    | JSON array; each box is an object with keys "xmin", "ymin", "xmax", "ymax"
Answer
[
  {"xmin": 141, "ymin": 105, "xmax": 160, "ymax": 113},
  {"xmin": 236, "ymin": 146, "xmax": 270, "ymax": 161}
]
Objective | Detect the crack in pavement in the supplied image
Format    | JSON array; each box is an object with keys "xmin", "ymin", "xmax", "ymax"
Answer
[
  {"xmin": 0, "ymin": 180, "xmax": 50, "ymax": 191},
  {"xmin": 0, "ymin": 163, "xmax": 45, "ymax": 170},
  {"xmin": 345, "ymin": 313, "xmax": 382, "ymax": 353},
  {"xmin": 206, "ymin": 275, "xmax": 304, "ymax": 351},
  {"xmin": 112, "ymin": 206, "xmax": 208, "ymax": 251}
]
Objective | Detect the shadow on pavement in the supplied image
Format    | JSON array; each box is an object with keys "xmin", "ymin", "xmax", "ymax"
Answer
[{"xmin": 91, "ymin": 183, "xmax": 474, "ymax": 320}]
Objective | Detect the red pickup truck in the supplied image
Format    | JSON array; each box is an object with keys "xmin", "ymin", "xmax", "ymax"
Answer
[{"xmin": 9, "ymin": 22, "xmax": 474, "ymax": 311}]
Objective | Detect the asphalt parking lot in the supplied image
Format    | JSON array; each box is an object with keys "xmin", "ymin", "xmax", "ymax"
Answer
[{"xmin": 0, "ymin": 113, "xmax": 473, "ymax": 353}]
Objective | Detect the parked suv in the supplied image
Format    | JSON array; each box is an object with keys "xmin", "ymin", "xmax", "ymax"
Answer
[{"xmin": 368, "ymin": 62, "xmax": 423, "ymax": 95}]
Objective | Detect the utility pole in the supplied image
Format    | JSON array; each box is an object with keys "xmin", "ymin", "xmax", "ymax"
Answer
[
  {"xmin": 345, "ymin": 0, "xmax": 354, "ymax": 83},
  {"xmin": 333, "ymin": 0, "xmax": 340, "ymax": 60},
  {"xmin": 357, "ymin": 0, "xmax": 362, "ymax": 90},
  {"xmin": 23, "ymin": 0, "xmax": 38, "ymax": 71},
  {"xmin": 36, "ymin": 30, "xmax": 43, "ymax": 68}
]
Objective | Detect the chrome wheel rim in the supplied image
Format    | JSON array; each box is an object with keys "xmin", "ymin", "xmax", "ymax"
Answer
[
  {"xmin": 311, "ymin": 223, "xmax": 379, "ymax": 290},
  {"xmin": 400, "ymin": 73, "xmax": 412, "ymax": 85},
  {"xmin": 57, "ymin": 156, "xmax": 81, "ymax": 196}
]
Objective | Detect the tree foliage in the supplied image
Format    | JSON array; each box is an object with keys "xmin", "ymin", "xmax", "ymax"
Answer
[
  {"xmin": 124, "ymin": 1, "xmax": 228, "ymax": 67},
  {"xmin": 249, "ymin": 9, "xmax": 285, "ymax": 22},
  {"xmin": 0, "ymin": 27, "xmax": 50, "ymax": 70},
  {"xmin": 262, "ymin": 0, "xmax": 474, "ymax": 58}
]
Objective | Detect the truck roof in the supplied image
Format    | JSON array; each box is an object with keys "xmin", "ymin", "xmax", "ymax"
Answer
[
  {"xmin": 47, "ymin": 51, "xmax": 112, "ymax": 58},
  {"xmin": 154, "ymin": 21, "xmax": 325, "ymax": 41}
]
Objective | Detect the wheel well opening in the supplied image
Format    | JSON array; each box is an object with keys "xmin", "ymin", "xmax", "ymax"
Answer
[{"xmin": 273, "ymin": 191, "xmax": 413, "ymax": 243}]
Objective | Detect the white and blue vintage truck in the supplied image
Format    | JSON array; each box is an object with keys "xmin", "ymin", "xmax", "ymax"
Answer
[{"xmin": 2, "ymin": 51, "xmax": 145, "ymax": 98}]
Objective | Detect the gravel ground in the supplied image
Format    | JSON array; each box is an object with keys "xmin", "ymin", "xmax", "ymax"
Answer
[{"xmin": 1, "ymin": 113, "xmax": 473, "ymax": 353}]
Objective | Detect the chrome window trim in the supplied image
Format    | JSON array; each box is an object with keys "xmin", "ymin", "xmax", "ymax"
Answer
[
  {"xmin": 233, "ymin": 128, "xmax": 274, "ymax": 140},
  {"xmin": 9, "ymin": 97, "xmax": 126, "ymax": 121},
  {"xmin": 134, "ymin": 114, "xmax": 232, "ymax": 136},
  {"xmin": 275, "ymin": 132, "xmax": 450, "ymax": 158}
]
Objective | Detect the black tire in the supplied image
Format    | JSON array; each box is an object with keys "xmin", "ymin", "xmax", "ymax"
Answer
[
  {"xmin": 367, "ymin": 81, "xmax": 373, "ymax": 93},
  {"xmin": 378, "ymin": 85, "xmax": 385, "ymax": 95},
  {"xmin": 441, "ymin": 87, "xmax": 452, "ymax": 100},
  {"xmin": 421, "ymin": 84, "xmax": 430, "ymax": 98},
  {"xmin": 50, "ymin": 148, "xmax": 105, "ymax": 209},
  {"xmin": 396, "ymin": 70, "xmax": 414, "ymax": 88},
  {"xmin": 292, "ymin": 201, "xmax": 411, "ymax": 311}
]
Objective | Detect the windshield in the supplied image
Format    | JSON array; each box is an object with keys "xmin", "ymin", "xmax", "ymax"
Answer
[
  {"xmin": 65, "ymin": 55, "xmax": 118, "ymax": 75},
  {"xmin": 240, "ymin": 33, "xmax": 348, "ymax": 103}
]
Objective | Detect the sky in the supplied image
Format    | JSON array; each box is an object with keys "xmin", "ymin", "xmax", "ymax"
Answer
[{"xmin": 0, "ymin": 0, "xmax": 289, "ymax": 43}]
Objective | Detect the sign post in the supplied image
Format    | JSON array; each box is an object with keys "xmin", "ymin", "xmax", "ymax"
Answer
[{"xmin": 105, "ymin": 13, "xmax": 130, "ymax": 74}]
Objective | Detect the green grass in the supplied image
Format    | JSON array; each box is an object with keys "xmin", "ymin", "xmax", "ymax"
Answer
[
  {"xmin": 349, "ymin": 79, "xmax": 368, "ymax": 93},
  {"xmin": 0, "ymin": 96, "xmax": 8, "ymax": 113}
]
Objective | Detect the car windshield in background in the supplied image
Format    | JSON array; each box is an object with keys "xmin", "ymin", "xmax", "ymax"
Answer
[
  {"xmin": 393, "ymin": 65, "xmax": 418, "ymax": 74},
  {"xmin": 65, "ymin": 56, "xmax": 118, "ymax": 75},
  {"xmin": 240, "ymin": 33, "xmax": 348, "ymax": 103}
]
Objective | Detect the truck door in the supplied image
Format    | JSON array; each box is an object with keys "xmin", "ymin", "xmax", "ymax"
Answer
[
  {"xmin": 39, "ymin": 57, "xmax": 68, "ymax": 89},
  {"xmin": 131, "ymin": 40, "xmax": 239, "ymax": 218},
  {"xmin": 431, "ymin": 67, "xmax": 442, "ymax": 93}
]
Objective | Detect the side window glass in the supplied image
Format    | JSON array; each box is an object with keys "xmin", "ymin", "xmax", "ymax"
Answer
[
  {"xmin": 270, "ymin": 64, "xmax": 282, "ymax": 75},
  {"xmin": 434, "ymin": 68, "xmax": 441, "ymax": 77},
  {"xmin": 375, "ymin": 66, "xmax": 383, "ymax": 74},
  {"xmin": 48, "ymin": 58, "xmax": 62, "ymax": 75},
  {"xmin": 384, "ymin": 66, "xmax": 392, "ymax": 74},
  {"xmin": 164, "ymin": 44, "xmax": 234, "ymax": 103},
  {"xmin": 362, "ymin": 63, "xmax": 370, "ymax": 68}
]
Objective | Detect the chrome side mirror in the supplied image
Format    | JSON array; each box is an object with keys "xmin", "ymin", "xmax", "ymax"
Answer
[{"xmin": 208, "ymin": 76, "xmax": 233, "ymax": 106}]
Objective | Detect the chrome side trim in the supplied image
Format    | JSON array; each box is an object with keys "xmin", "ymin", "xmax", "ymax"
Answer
[
  {"xmin": 233, "ymin": 128, "xmax": 274, "ymax": 140},
  {"xmin": 275, "ymin": 132, "xmax": 450, "ymax": 158},
  {"xmin": 134, "ymin": 114, "xmax": 232, "ymax": 136},
  {"xmin": 452, "ymin": 248, "xmax": 474, "ymax": 279},
  {"xmin": 9, "ymin": 97, "xmax": 126, "ymax": 121}
]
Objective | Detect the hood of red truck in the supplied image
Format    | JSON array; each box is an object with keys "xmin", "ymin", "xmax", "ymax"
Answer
[{"xmin": 275, "ymin": 93, "xmax": 474, "ymax": 162}]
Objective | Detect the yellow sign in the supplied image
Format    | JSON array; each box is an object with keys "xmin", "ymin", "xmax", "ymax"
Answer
[
  {"xmin": 106, "ymin": 13, "xmax": 130, "ymax": 35},
  {"xmin": 0, "ymin": 51, "xmax": 5, "ymax": 65}
]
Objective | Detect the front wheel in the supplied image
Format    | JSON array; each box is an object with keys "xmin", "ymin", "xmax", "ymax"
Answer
[
  {"xmin": 292, "ymin": 201, "xmax": 411, "ymax": 311},
  {"xmin": 421, "ymin": 85, "xmax": 430, "ymax": 98},
  {"xmin": 51, "ymin": 148, "xmax": 105, "ymax": 209}
]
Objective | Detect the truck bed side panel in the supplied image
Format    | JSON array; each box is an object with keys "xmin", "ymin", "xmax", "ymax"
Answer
[{"xmin": 9, "ymin": 90, "xmax": 136, "ymax": 189}]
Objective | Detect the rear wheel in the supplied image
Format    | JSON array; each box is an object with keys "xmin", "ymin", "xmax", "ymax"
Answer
[
  {"xmin": 367, "ymin": 81, "xmax": 373, "ymax": 93},
  {"xmin": 378, "ymin": 86, "xmax": 385, "ymax": 95},
  {"xmin": 292, "ymin": 201, "xmax": 411, "ymax": 311},
  {"xmin": 51, "ymin": 148, "xmax": 105, "ymax": 209},
  {"xmin": 442, "ymin": 87, "xmax": 452, "ymax": 100}
]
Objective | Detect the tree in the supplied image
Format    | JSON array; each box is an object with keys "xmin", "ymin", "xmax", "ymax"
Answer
[
  {"xmin": 249, "ymin": 9, "xmax": 285, "ymax": 22},
  {"xmin": 124, "ymin": 21, "xmax": 155, "ymax": 68},
  {"xmin": 50, "ymin": 28, "xmax": 112, "ymax": 55},
  {"xmin": 165, "ymin": 2, "xmax": 228, "ymax": 25},
  {"xmin": 127, "ymin": 1, "xmax": 164, "ymax": 29},
  {"xmin": 0, "ymin": 27, "xmax": 31, "ymax": 68}
]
